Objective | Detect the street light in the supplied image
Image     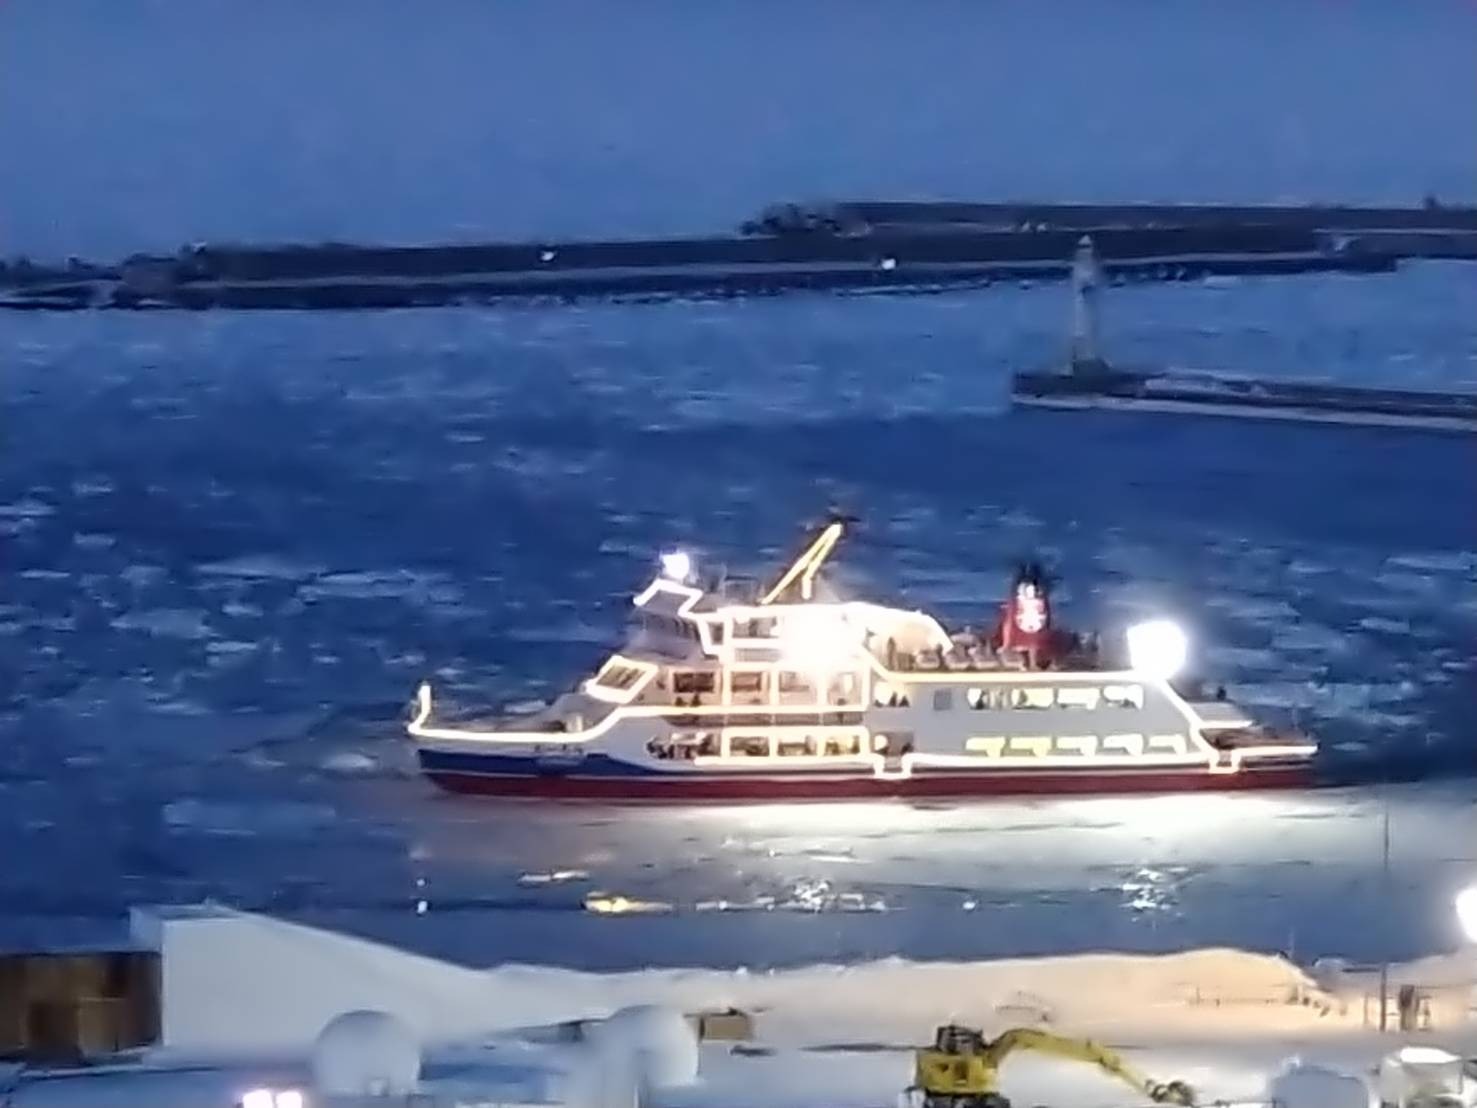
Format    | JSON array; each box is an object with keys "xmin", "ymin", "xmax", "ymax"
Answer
[{"xmin": 1456, "ymin": 884, "xmax": 1477, "ymax": 944}]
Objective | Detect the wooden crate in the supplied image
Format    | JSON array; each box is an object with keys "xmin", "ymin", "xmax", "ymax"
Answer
[
  {"xmin": 691, "ymin": 1008, "xmax": 754, "ymax": 1042},
  {"xmin": 0, "ymin": 952, "xmax": 160, "ymax": 1061}
]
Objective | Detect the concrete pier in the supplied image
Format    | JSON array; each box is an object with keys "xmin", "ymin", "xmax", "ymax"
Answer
[{"xmin": 3, "ymin": 199, "xmax": 1468, "ymax": 312}]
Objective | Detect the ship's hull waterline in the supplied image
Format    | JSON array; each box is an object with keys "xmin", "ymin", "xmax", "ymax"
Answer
[{"xmin": 418, "ymin": 750, "xmax": 1314, "ymax": 802}]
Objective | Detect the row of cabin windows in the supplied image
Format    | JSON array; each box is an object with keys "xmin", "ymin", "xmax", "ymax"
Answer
[
  {"xmin": 671, "ymin": 670, "xmax": 718, "ymax": 695},
  {"xmin": 659, "ymin": 676, "xmax": 1145, "ymax": 710},
  {"xmin": 929, "ymin": 684, "xmax": 1144, "ymax": 712},
  {"xmin": 963, "ymin": 733, "xmax": 1187, "ymax": 757},
  {"xmin": 647, "ymin": 732, "xmax": 865, "ymax": 760},
  {"xmin": 667, "ymin": 670, "xmax": 763, "ymax": 695},
  {"xmin": 733, "ymin": 618, "xmax": 778, "ymax": 639},
  {"xmin": 668, "ymin": 670, "xmax": 855, "ymax": 699}
]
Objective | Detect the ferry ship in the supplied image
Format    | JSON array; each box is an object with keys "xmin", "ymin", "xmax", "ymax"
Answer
[{"xmin": 408, "ymin": 522, "xmax": 1316, "ymax": 801}]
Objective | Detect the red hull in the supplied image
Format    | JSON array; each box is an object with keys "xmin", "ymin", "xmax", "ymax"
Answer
[{"xmin": 425, "ymin": 764, "xmax": 1315, "ymax": 802}]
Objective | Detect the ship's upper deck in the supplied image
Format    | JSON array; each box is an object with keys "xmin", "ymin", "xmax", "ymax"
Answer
[{"xmin": 419, "ymin": 521, "xmax": 1224, "ymax": 740}]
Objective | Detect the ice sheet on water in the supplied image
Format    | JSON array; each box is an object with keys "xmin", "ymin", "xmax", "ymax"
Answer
[
  {"xmin": 1385, "ymin": 550, "xmax": 1475, "ymax": 575},
  {"xmin": 1203, "ymin": 596, "xmax": 1300, "ymax": 624},
  {"xmin": 1200, "ymin": 644, "xmax": 1282, "ymax": 672},
  {"xmin": 320, "ymin": 750, "xmax": 380, "ymax": 775},
  {"xmin": 198, "ymin": 555, "xmax": 327, "ymax": 581},
  {"xmin": 1273, "ymin": 623, "xmax": 1355, "ymax": 655},
  {"xmin": 0, "ymin": 498, "xmax": 55, "ymax": 518},
  {"xmin": 1370, "ymin": 569, "xmax": 1442, "ymax": 595},
  {"xmin": 1357, "ymin": 616, "xmax": 1410, "ymax": 634},
  {"xmin": 1235, "ymin": 682, "xmax": 1316, "ymax": 710},
  {"xmin": 121, "ymin": 563, "xmax": 168, "ymax": 587},
  {"xmin": 299, "ymin": 569, "xmax": 462, "ymax": 605},
  {"xmin": 162, "ymin": 797, "xmax": 339, "ymax": 836},
  {"xmin": 1238, "ymin": 678, "xmax": 1419, "ymax": 719},
  {"xmin": 506, "ymin": 623, "xmax": 613, "ymax": 646},
  {"xmin": 19, "ymin": 568, "xmax": 69, "ymax": 582},
  {"xmin": 110, "ymin": 607, "xmax": 213, "ymax": 640}
]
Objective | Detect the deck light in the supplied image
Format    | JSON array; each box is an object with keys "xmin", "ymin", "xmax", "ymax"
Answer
[
  {"xmin": 1126, "ymin": 620, "xmax": 1188, "ymax": 679},
  {"xmin": 1456, "ymin": 884, "xmax": 1477, "ymax": 943},
  {"xmin": 660, "ymin": 550, "xmax": 693, "ymax": 582}
]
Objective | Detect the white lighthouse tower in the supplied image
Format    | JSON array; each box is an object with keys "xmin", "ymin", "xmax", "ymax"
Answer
[{"xmin": 1068, "ymin": 234, "xmax": 1108, "ymax": 375}]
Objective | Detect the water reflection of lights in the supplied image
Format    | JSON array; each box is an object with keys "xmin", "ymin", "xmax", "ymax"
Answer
[
  {"xmin": 584, "ymin": 892, "xmax": 674, "ymax": 915},
  {"xmin": 691, "ymin": 886, "xmax": 887, "ymax": 913},
  {"xmin": 1121, "ymin": 866, "xmax": 1183, "ymax": 914},
  {"xmin": 691, "ymin": 792, "xmax": 1304, "ymax": 845}
]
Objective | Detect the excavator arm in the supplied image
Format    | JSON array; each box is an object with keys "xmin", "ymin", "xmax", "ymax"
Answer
[
  {"xmin": 912, "ymin": 1025, "xmax": 1195, "ymax": 1108},
  {"xmin": 981, "ymin": 1028, "xmax": 1195, "ymax": 1106}
]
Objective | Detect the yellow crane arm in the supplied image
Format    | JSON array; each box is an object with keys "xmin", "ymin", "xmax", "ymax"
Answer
[
  {"xmin": 982, "ymin": 1028, "xmax": 1194, "ymax": 1106},
  {"xmin": 759, "ymin": 520, "xmax": 845, "ymax": 605}
]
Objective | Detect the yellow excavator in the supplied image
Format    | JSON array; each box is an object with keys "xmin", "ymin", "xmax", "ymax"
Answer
[{"xmin": 908, "ymin": 1025, "xmax": 1197, "ymax": 1108}]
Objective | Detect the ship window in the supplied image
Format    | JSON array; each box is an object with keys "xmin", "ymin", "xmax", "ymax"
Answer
[
  {"xmin": 740, "ymin": 617, "xmax": 776, "ymax": 639},
  {"xmin": 596, "ymin": 663, "xmax": 643, "ymax": 690},
  {"xmin": 821, "ymin": 734, "xmax": 861, "ymax": 757},
  {"xmin": 778, "ymin": 671, "xmax": 813, "ymax": 694},
  {"xmin": 1104, "ymin": 684, "xmax": 1144, "ymax": 709},
  {"xmin": 727, "ymin": 735, "xmax": 770, "ymax": 758},
  {"xmin": 1148, "ymin": 733, "xmax": 1187, "ymax": 754},
  {"xmin": 710, "ymin": 624, "xmax": 725, "ymax": 644},
  {"xmin": 966, "ymin": 687, "xmax": 1002, "ymax": 709},
  {"xmin": 777, "ymin": 735, "xmax": 816, "ymax": 757},
  {"xmin": 1057, "ymin": 735, "xmax": 1098, "ymax": 756},
  {"xmin": 673, "ymin": 671, "xmax": 716, "ymax": 694},
  {"xmin": 965, "ymin": 736, "xmax": 1007, "ymax": 757},
  {"xmin": 932, "ymin": 689, "xmax": 953, "ymax": 711},
  {"xmin": 1013, "ymin": 687, "xmax": 1054, "ymax": 709},
  {"xmin": 648, "ymin": 733, "xmax": 704, "ymax": 761},
  {"xmin": 730, "ymin": 671, "xmax": 763, "ymax": 694},
  {"xmin": 1009, "ymin": 735, "xmax": 1053, "ymax": 756},
  {"xmin": 696, "ymin": 732, "xmax": 721, "ymax": 757},
  {"xmin": 1056, "ymin": 686, "xmax": 1101, "ymax": 710},
  {"xmin": 875, "ymin": 684, "xmax": 910, "ymax": 707}
]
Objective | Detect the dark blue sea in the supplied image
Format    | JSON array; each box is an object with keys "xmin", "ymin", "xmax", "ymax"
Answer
[{"xmin": 1, "ymin": 0, "xmax": 1474, "ymax": 969}]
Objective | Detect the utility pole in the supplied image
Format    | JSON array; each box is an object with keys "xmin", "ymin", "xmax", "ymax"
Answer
[{"xmin": 1378, "ymin": 796, "xmax": 1391, "ymax": 1031}]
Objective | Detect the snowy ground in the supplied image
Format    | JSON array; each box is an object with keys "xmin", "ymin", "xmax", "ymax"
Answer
[
  {"xmin": 19, "ymin": 909, "xmax": 1472, "ymax": 1108},
  {"xmin": 1, "ymin": 4, "xmax": 1475, "ymax": 969}
]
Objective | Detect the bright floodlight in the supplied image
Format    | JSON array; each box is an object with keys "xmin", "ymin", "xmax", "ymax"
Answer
[
  {"xmin": 1126, "ymin": 619, "xmax": 1188, "ymax": 679},
  {"xmin": 240, "ymin": 1091, "xmax": 275, "ymax": 1108},
  {"xmin": 274, "ymin": 1092, "xmax": 305, "ymax": 1108},
  {"xmin": 660, "ymin": 550, "xmax": 692, "ymax": 582},
  {"xmin": 1456, "ymin": 884, "xmax": 1477, "ymax": 943},
  {"xmin": 777, "ymin": 607, "xmax": 858, "ymax": 671}
]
